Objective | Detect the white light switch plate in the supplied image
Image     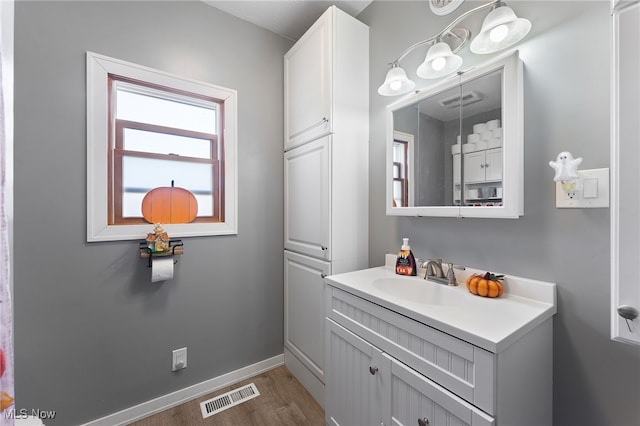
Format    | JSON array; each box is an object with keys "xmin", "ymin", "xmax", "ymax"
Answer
[{"xmin": 556, "ymin": 168, "xmax": 609, "ymax": 208}]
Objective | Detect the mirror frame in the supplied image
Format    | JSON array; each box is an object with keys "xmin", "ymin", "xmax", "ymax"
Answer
[{"xmin": 385, "ymin": 51, "xmax": 523, "ymax": 218}]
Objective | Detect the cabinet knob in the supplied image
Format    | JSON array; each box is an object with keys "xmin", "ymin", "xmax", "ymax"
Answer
[
  {"xmin": 320, "ymin": 273, "xmax": 327, "ymax": 279},
  {"xmin": 322, "ymin": 117, "xmax": 329, "ymax": 123},
  {"xmin": 485, "ymin": 163, "xmax": 490, "ymax": 168},
  {"xmin": 480, "ymin": 164, "xmax": 485, "ymax": 168},
  {"xmin": 418, "ymin": 418, "xmax": 430, "ymax": 426},
  {"xmin": 321, "ymin": 245, "xmax": 328, "ymax": 251},
  {"xmin": 369, "ymin": 366, "xmax": 378, "ymax": 375}
]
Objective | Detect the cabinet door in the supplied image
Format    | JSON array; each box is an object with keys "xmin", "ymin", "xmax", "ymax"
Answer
[
  {"xmin": 285, "ymin": 251, "xmax": 330, "ymax": 381},
  {"xmin": 463, "ymin": 151, "xmax": 486, "ymax": 183},
  {"xmin": 453, "ymin": 153, "xmax": 461, "ymax": 201},
  {"xmin": 383, "ymin": 354, "xmax": 494, "ymax": 426},
  {"xmin": 325, "ymin": 319, "xmax": 384, "ymax": 426},
  {"xmin": 284, "ymin": 8, "xmax": 332, "ymax": 150},
  {"xmin": 485, "ymin": 148, "xmax": 503, "ymax": 182},
  {"xmin": 284, "ymin": 137, "xmax": 331, "ymax": 260}
]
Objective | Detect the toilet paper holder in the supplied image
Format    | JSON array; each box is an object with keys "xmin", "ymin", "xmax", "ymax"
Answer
[{"xmin": 139, "ymin": 239, "xmax": 184, "ymax": 268}]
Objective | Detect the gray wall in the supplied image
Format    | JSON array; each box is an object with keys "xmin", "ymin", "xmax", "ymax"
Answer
[
  {"xmin": 359, "ymin": 1, "xmax": 640, "ymax": 425},
  {"xmin": 14, "ymin": 1, "xmax": 291, "ymax": 424}
]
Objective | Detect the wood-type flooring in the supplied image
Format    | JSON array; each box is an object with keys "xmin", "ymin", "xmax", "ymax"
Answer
[{"xmin": 128, "ymin": 366, "xmax": 325, "ymax": 426}]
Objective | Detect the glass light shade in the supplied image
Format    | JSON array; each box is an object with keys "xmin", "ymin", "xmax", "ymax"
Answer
[
  {"xmin": 469, "ymin": 5, "xmax": 531, "ymax": 54},
  {"xmin": 416, "ymin": 42, "xmax": 463, "ymax": 79},
  {"xmin": 378, "ymin": 64, "xmax": 415, "ymax": 96}
]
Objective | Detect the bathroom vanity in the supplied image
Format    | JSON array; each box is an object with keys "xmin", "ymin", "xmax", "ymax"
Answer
[{"xmin": 324, "ymin": 263, "xmax": 556, "ymax": 426}]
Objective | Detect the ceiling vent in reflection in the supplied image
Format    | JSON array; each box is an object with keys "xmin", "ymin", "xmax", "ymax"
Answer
[{"xmin": 439, "ymin": 91, "xmax": 484, "ymax": 109}]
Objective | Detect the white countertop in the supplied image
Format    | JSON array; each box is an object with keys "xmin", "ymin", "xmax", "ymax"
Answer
[{"xmin": 325, "ymin": 264, "xmax": 557, "ymax": 353}]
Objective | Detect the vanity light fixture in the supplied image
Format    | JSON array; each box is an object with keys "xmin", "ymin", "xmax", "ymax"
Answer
[
  {"xmin": 470, "ymin": 2, "xmax": 532, "ymax": 54},
  {"xmin": 378, "ymin": 62, "xmax": 415, "ymax": 96},
  {"xmin": 416, "ymin": 40, "xmax": 463, "ymax": 79},
  {"xmin": 378, "ymin": 0, "xmax": 532, "ymax": 96}
]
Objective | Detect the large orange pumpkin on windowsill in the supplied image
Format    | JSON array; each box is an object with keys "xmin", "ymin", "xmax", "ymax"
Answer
[
  {"xmin": 141, "ymin": 185, "xmax": 198, "ymax": 224},
  {"xmin": 466, "ymin": 272, "xmax": 505, "ymax": 298}
]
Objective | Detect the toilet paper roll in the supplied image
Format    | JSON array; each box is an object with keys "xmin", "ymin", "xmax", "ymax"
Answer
[
  {"xmin": 473, "ymin": 123, "xmax": 488, "ymax": 134},
  {"xmin": 152, "ymin": 257, "xmax": 174, "ymax": 282},
  {"xmin": 486, "ymin": 119, "xmax": 501, "ymax": 130},
  {"xmin": 467, "ymin": 133, "xmax": 480, "ymax": 143}
]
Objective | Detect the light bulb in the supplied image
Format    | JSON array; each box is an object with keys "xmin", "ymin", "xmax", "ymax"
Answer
[
  {"xmin": 389, "ymin": 80, "xmax": 402, "ymax": 91},
  {"xmin": 489, "ymin": 24, "xmax": 509, "ymax": 43},
  {"xmin": 431, "ymin": 57, "xmax": 446, "ymax": 71}
]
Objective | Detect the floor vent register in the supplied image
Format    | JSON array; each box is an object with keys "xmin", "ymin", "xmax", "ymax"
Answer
[{"xmin": 200, "ymin": 383, "xmax": 260, "ymax": 418}]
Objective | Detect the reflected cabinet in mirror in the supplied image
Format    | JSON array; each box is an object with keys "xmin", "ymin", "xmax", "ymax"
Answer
[{"xmin": 386, "ymin": 52, "xmax": 523, "ymax": 218}]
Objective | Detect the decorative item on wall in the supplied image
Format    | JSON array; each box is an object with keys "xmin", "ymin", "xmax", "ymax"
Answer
[
  {"xmin": 140, "ymin": 223, "xmax": 184, "ymax": 282},
  {"xmin": 145, "ymin": 223, "xmax": 170, "ymax": 252},
  {"xmin": 378, "ymin": 0, "xmax": 532, "ymax": 96},
  {"xmin": 549, "ymin": 151, "xmax": 582, "ymax": 184}
]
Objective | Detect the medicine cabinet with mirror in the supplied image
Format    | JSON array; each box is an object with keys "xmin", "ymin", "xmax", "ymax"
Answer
[{"xmin": 386, "ymin": 51, "xmax": 523, "ymax": 218}]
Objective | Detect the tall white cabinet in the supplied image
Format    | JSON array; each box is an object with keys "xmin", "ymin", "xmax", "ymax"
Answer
[{"xmin": 283, "ymin": 6, "xmax": 369, "ymax": 406}]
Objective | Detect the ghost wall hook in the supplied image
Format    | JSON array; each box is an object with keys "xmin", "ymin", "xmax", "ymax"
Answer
[{"xmin": 549, "ymin": 151, "xmax": 583, "ymax": 183}]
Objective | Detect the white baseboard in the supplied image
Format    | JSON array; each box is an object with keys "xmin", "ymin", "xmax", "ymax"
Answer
[{"xmin": 81, "ymin": 354, "xmax": 284, "ymax": 426}]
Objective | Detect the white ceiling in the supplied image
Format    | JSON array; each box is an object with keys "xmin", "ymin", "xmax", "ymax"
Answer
[{"xmin": 202, "ymin": 1, "xmax": 373, "ymax": 41}]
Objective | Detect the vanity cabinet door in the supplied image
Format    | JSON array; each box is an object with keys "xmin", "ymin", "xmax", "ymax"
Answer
[
  {"xmin": 383, "ymin": 354, "xmax": 495, "ymax": 426},
  {"xmin": 325, "ymin": 319, "xmax": 384, "ymax": 426},
  {"xmin": 284, "ymin": 8, "xmax": 332, "ymax": 150},
  {"xmin": 284, "ymin": 136, "xmax": 331, "ymax": 260},
  {"xmin": 464, "ymin": 148, "xmax": 503, "ymax": 183},
  {"xmin": 464, "ymin": 151, "xmax": 486, "ymax": 183},
  {"xmin": 285, "ymin": 252, "xmax": 330, "ymax": 381},
  {"xmin": 485, "ymin": 148, "xmax": 503, "ymax": 182}
]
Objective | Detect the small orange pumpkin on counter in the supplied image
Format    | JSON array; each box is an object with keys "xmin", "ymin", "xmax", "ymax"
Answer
[{"xmin": 466, "ymin": 272, "xmax": 504, "ymax": 298}]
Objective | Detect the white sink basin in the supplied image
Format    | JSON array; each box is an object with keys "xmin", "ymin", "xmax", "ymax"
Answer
[{"xmin": 372, "ymin": 277, "xmax": 467, "ymax": 306}]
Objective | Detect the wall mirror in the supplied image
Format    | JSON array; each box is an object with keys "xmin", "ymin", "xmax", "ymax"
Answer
[{"xmin": 386, "ymin": 51, "xmax": 523, "ymax": 218}]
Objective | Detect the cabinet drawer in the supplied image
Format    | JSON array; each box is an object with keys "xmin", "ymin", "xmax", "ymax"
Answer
[
  {"xmin": 326, "ymin": 285, "xmax": 496, "ymax": 415},
  {"xmin": 384, "ymin": 353, "xmax": 494, "ymax": 426}
]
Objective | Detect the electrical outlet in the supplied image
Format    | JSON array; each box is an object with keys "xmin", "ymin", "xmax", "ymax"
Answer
[
  {"xmin": 564, "ymin": 188, "xmax": 578, "ymax": 200},
  {"xmin": 555, "ymin": 168, "xmax": 609, "ymax": 208},
  {"xmin": 172, "ymin": 347, "xmax": 187, "ymax": 371}
]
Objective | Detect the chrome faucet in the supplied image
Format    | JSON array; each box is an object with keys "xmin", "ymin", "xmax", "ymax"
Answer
[{"xmin": 422, "ymin": 259, "xmax": 465, "ymax": 286}]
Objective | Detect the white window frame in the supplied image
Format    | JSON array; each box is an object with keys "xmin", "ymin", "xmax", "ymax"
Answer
[{"xmin": 86, "ymin": 52, "xmax": 238, "ymax": 242}]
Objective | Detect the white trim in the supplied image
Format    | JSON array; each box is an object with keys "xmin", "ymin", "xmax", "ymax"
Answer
[
  {"xmin": 610, "ymin": 0, "xmax": 640, "ymax": 345},
  {"xmin": 81, "ymin": 354, "xmax": 284, "ymax": 426},
  {"xmin": 86, "ymin": 52, "xmax": 238, "ymax": 241}
]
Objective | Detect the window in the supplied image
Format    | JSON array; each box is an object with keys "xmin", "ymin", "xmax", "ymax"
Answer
[
  {"xmin": 87, "ymin": 52, "xmax": 237, "ymax": 241},
  {"xmin": 392, "ymin": 131, "xmax": 414, "ymax": 207},
  {"xmin": 392, "ymin": 140, "xmax": 408, "ymax": 207},
  {"xmin": 111, "ymin": 77, "xmax": 223, "ymax": 224}
]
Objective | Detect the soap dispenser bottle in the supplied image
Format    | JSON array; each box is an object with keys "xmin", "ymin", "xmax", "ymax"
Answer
[{"xmin": 396, "ymin": 238, "xmax": 416, "ymax": 276}]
